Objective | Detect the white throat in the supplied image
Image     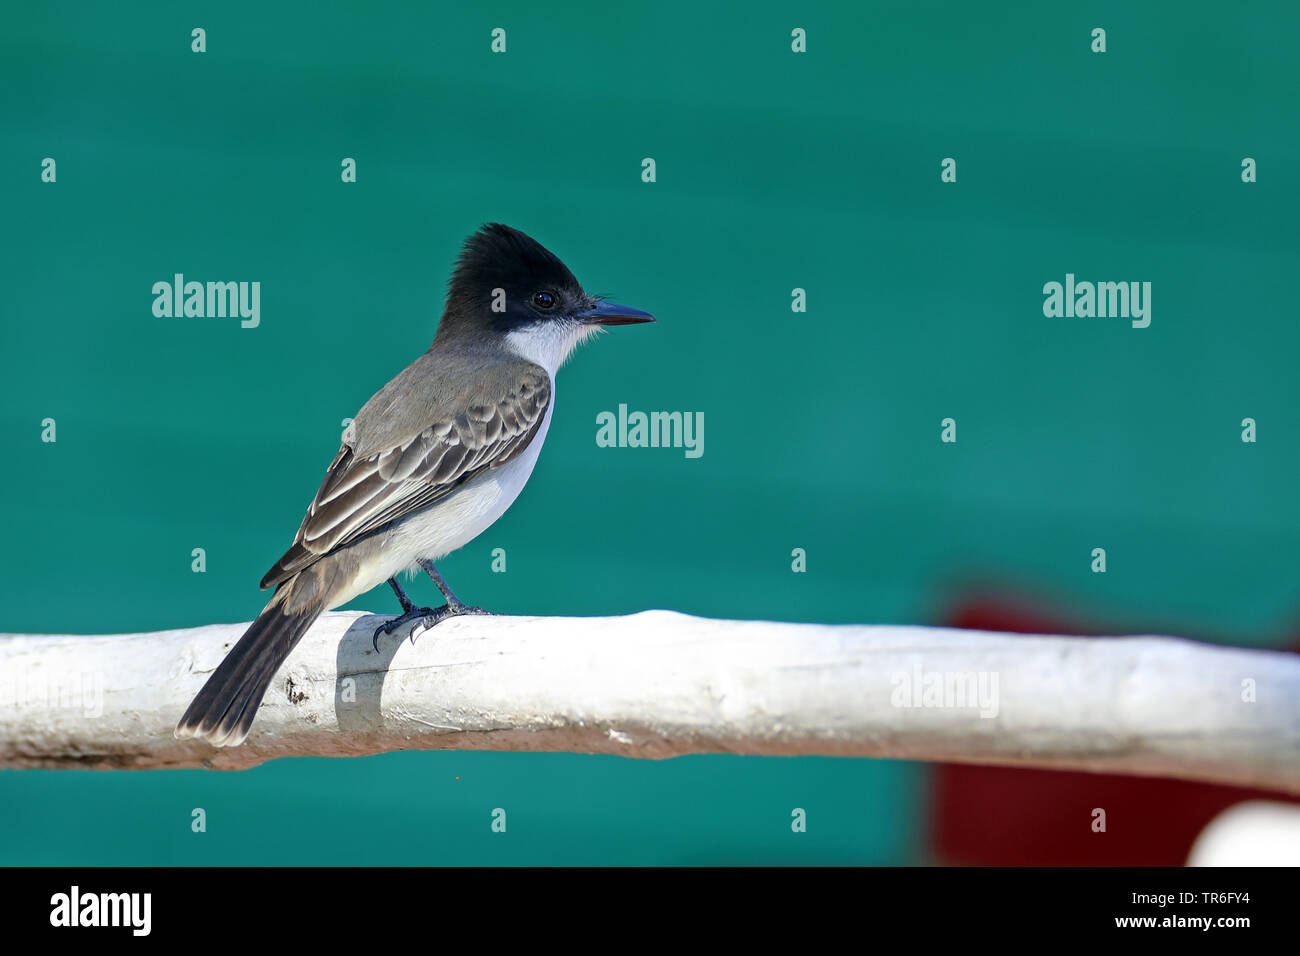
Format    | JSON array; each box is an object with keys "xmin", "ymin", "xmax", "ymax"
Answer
[{"xmin": 505, "ymin": 319, "xmax": 599, "ymax": 377}]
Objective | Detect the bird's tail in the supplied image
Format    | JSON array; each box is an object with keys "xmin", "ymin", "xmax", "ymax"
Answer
[{"xmin": 175, "ymin": 568, "xmax": 333, "ymax": 747}]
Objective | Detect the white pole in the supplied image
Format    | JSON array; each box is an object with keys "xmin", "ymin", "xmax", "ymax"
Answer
[{"xmin": 0, "ymin": 609, "xmax": 1295, "ymax": 789}]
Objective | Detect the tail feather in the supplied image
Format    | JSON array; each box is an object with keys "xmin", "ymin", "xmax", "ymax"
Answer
[{"xmin": 176, "ymin": 578, "xmax": 329, "ymax": 747}]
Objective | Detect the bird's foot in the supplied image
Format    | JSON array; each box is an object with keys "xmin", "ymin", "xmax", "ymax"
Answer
[
  {"xmin": 445, "ymin": 603, "xmax": 493, "ymax": 618},
  {"xmin": 403, "ymin": 603, "xmax": 495, "ymax": 643},
  {"xmin": 372, "ymin": 603, "xmax": 494, "ymax": 650},
  {"xmin": 411, "ymin": 602, "xmax": 494, "ymax": 635},
  {"xmin": 372, "ymin": 605, "xmax": 436, "ymax": 651}
]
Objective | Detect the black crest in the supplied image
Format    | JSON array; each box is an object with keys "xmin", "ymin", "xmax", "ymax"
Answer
[{"xmin": 445, "ymin": 223, "xmax": 583, "ymax": 316}]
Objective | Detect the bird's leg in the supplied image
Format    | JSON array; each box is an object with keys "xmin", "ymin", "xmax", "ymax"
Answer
[
  {"xmin": 418, "ymin": 559, "xmax": 493, "ymax": 619},
  {"xmin": 388, "ymin": 577, "xmax": 415, "ymax": 613},
  {"xmin": 372, "ymin": 576, "xmax": 436, "ymax": 650},
  {"xmin": 372, "ymin": 566, "xmax": 493, "ymax": 650}
]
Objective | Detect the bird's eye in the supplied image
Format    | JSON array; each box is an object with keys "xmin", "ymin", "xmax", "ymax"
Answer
[{"xmin": 532, "ymin": 290, "xmax": 558, "ymax": 311}]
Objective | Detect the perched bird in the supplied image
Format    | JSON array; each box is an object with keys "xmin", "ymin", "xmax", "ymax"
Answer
[{"xmin": 175, "ymin": 223, "xmax": 654, "ymax": 747}]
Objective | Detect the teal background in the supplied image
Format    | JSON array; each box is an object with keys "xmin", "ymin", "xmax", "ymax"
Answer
[{"xmin": 2, "ymin": 1, "xmax": 1297, "ymax": 864}]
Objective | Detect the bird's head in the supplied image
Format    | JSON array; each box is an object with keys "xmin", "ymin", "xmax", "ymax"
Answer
[{"xmin": 436, "ymin": 223, "xmax": 653, "ymax": 373}]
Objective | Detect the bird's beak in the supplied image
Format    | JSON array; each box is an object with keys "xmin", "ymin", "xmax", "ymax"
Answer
[{"xmin": 575, "ymin": 300, "xmax": 655, "ymax": 326}]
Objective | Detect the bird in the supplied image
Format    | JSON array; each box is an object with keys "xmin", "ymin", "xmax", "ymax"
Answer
[{"xmin": 175, "ymin": 223, "xmax": 654, "ymax": 747}]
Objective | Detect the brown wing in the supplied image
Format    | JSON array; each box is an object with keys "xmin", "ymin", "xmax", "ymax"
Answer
[{"xmin": 260, "ymin": 364, "xmax": 550, "ymax": 590}]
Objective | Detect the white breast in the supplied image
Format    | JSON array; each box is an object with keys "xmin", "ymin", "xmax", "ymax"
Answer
[{"xmin": 337, "ymin": 377, "xmax": 556, "ymax": 604}]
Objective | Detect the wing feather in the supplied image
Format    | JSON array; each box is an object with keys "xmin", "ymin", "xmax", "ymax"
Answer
[{"xmin": 259, "ymin": 363, "xmax": 550, "ymax": 590}]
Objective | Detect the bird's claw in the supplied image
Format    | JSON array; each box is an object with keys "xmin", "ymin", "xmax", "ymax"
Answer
[
  {"xmin": 371, "ymin": 603, "xmax": 495, "ymax": 651},
  {"xmin": 371, "ymin": 605, "xmax": 436, "ymax": 651}
]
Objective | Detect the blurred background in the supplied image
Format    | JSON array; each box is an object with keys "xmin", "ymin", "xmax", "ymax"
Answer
[{"xmin": 1, "ymin": 1, "xmax": 1297, "ymax": 864}]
